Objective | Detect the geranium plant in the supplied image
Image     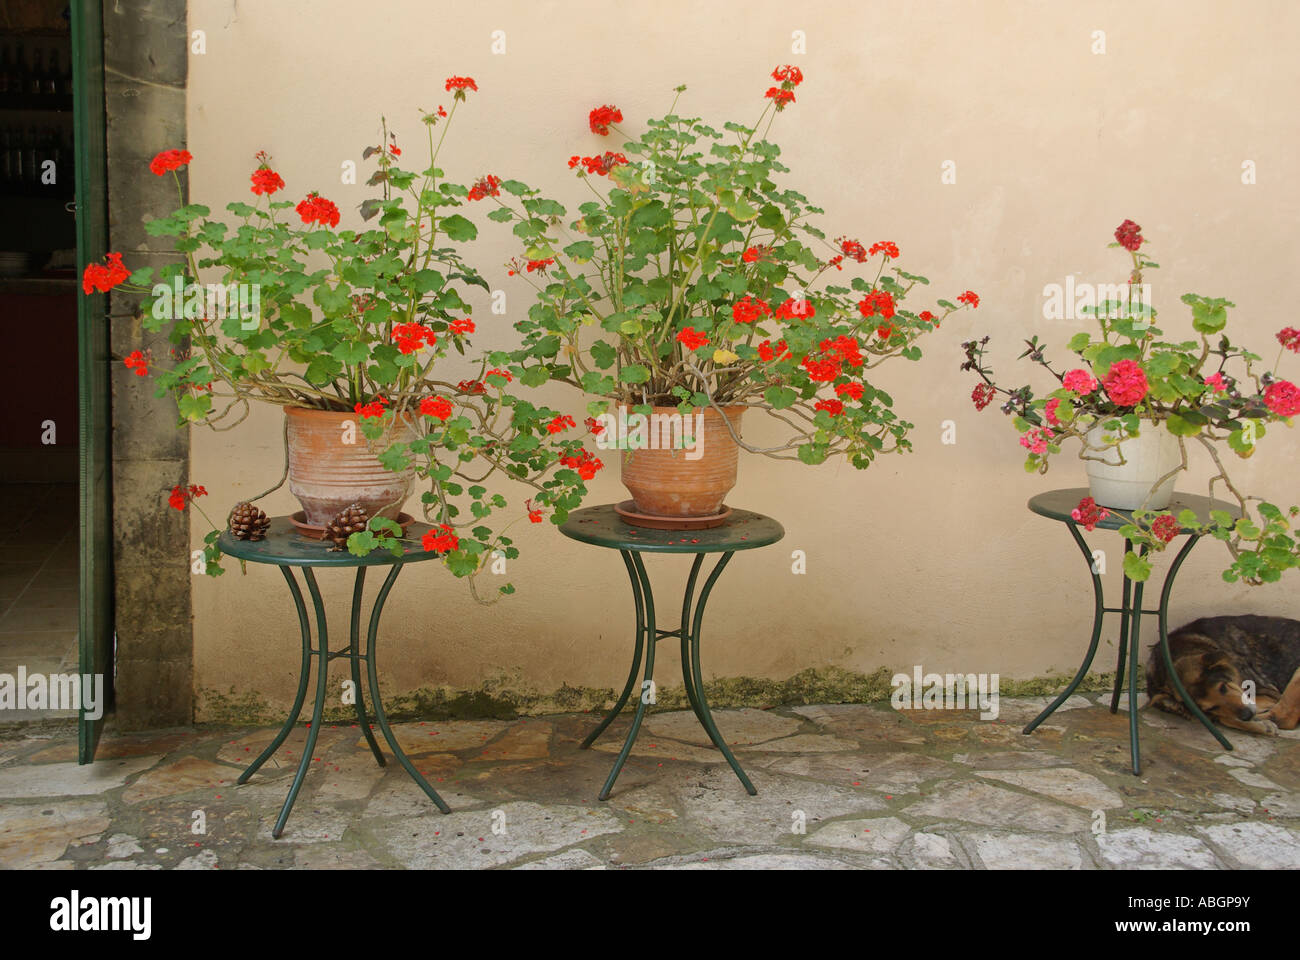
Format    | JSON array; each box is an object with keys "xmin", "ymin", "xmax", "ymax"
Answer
[
  {"xmin": 962, "ymin": 220, "xmax": 1300, "ymax": 584},
  {"xmin": 473, "ymin": 67, "xmax": 977, "ymax": 468},
  {"xmin": 82, "ymin": 77, "xmax": 591, "ymax": 591}
]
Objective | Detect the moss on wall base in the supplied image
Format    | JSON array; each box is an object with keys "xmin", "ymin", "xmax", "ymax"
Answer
[{"xmin": 196, "ymin": 666, "xmax": 1125, "ymax": 726}]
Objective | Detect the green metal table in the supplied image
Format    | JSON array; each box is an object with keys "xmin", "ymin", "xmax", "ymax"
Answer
[
  {"xmin": 219, "ymin": 516, "xmax": 450, "ymax": 838},
  {"xmin": 1023, "ymin": 488, "xmax": 1241, "ymax": 774},
  {"xmin": 560, "ymin": 504, "xmax": 785, "ymax": 800}
]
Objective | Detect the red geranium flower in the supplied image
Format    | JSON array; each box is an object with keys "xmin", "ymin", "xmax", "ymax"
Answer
[
  {"xmin": 420, "ymin": 396, "xmax": 454, "ymax": 421},
  {"xmin": 296, "ymin": 192, "xmax": 340, "ymax": 228},
  {"xmin": 422, "ymin": 523, "xmax": 460, "ymax": 553},
  {"xmin": 957, "ymin": 290, "xmax": 980, "ymax": 309},
  {"xmin": 560, "ymin": 447, "xmax": 604, "ymax": 480},
  {"xmin": 525, "ymin": 258, "xmax": 555, "ymax": 274},
  {"xmin": 775, "ymin": 298, "xmax": 815, "ymax": 320},
  {"xmin": 448, "ymin": 318, "xmax": 475, "ymax": 336},
  {"xmin": 732, "ymin": 295, "xmax": 771, "ymax": 325},
  {"xmin": 589, "ymin": 104, "xmax": 623, "ymax": 136},
  {"xmin": 857, "ymin": 289, "xmax": 896, "ymax": 320},
  {"xmin": 82, "ymin": 251, "xmax": 131, "ymax": 294},
  {"xmin": 354, "ymin": 396, "xmax": 389, "ymax": 419},
  {"xmin": 764, "ymin": 87, "xmax": 795, "ymax": 109},
  {"xmin": 1276, "ymin": 327, "xmax": 1300, "ymax": 354},
  {"xmin": 458, "ymin": 379, "xmax": 486, "ymax": 395},
  {"xmin": 1114, "ymin": 219, "xmax": 1143, "ymax": 252},
  {"xmin": 834, "ymin": 382, "xmax": 864, "ymax": 401},
  {"xmin": 584, "ymin": 416, "xmax": 605, "ymax": 436},
  {"xmin": 676, "ymin": 327, "xmax": 710, "ymax": 351},
  {"xmin": 758, "ymin": 339, "xmax": 791, "ymax": 363},
  {"xmin": 528, "ymin": 509, "xmax": 544, "ymax": 524},
  {"xmin": 149, "ymin": 148, "xmax": 192, "ymax": 176},
  {"xmin": 123, "ymin": 350, "xmax": 149, "ymax": 377},
  {"xmin": 250, "ymin": 167, "xmax": 285, "ymax": 196},
  {"xmin": 167, "ymin": 483, "xmax": 207, "ymax": 511},
  {"xmin": 468, "ymin": 174, "xmax": 501, "ymax": 202},
  {"xmin": 868, "ymin": 241, "xmax": 899, "ymax": 259},
  {"xmin": 742, "ymin": 245, "xmax": 772, "ymax": 264},
  {"xmin": 486, "ymin": 368, "xmax": 513, "ymax": 384},
  {"xmin": 1070, "ymin": 496, "xmax": 1109, "ymax": 532},
  {"xmin": 547, "ymin": 415, "xmax": 576, "ymax": 434},
  {"xmin": 838, "ymin": 238, "xmax": 868, "ymax": 262},
  {"xmin": 1151, "ymin": 514, "xmax": 1181, "ymax": 544},
  {"xmin": 971, "ymin": 382, "xmax": 996, "ymax": 411},
  {"xmin": 814, "ymin": 398, "xmax": 844, "ymax": 417},
  {"xmin": 392, "ymin": 323, "xmax": 437, "ymax": 355},
  {"xmin": 445, "ymin": 76, "xmax": 478, "ymax": 98},
  {"xmin": 572, "ymin": 152, "xmax": 628, "ymax": 176},
  {"xmin": 1264, "ymin": 380, "xmax": 1300, "ymax": 417},
  {"xmin": 771, "ymin": 65, "xmax": 804, "ymax": 86},
  {"xmin": 1102, "ymin": 359, "xmax": 1149, "ymax": 407}
]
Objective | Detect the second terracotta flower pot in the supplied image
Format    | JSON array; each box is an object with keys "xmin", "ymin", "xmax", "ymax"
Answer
[
  {"xmin": 285, "ymin": 407, "xmax": 416, "ymax": 526},
  {"xmin": 618, "ymin": 405, "xmax": 745, "ymax": 518}
]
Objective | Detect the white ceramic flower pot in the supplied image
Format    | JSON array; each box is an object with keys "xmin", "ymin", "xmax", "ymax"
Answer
[{"xmin": 1083, "ymin": 422, "xmax": 1181, "ymax": 510}]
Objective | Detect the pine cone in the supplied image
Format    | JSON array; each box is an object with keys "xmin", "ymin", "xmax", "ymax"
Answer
[
  {"xmin": 229, "ymin": 502, "xmax": 270, "ymax": 541},
  {"xmin": 326, "ymin": 503, "xmax": 369, "ymax": 551}
]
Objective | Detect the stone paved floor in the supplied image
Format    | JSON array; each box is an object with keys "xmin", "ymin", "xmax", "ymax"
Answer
[{"xmin": 1, "ymin": 694, "xmax": 1298, "ymax": 869}]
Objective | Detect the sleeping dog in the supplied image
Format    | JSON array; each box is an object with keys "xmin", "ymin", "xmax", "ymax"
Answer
[{"xmin": 1146, "ymin": 615, "xmax": 1300, "ymax": 735}]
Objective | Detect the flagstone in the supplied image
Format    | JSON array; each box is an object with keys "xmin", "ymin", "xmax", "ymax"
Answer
[
  {"xmin": 1259, "ymin": 792, "xmax": 1300, "ymax": 818},
  {"xmin": 807, "ymin": 816, "xmax": 911, "ymax": 855},
  {"xmin": 28, "ymin": 731, "xmax": 195, "ymax": 764},
  {"xmin": 903, "ymin": 832, "xmax": 960, "ymax": 869},
  {"xmin": 122, "ymin": 755, "xmax": 240, "ymax": 804},
  {"xmin": 0, "ymin": 798, "xmax": 110, "ymax": 868},
  {"xmin": 791, "ymin": 703, "xmax": 926, "ymax": 744},
  {"xmin": 985, "ymin": 696, "xmax": 1094, "ymax": 724},
  {"xmin": 646, "ymin": 708, "xmax": 801, "ymax": 746},
  {"xmin": 976, "ymin": 767, "xmax": 1124, "ymax": 809},
  {"xmin": 739, "ymin": 734, "xmax": 859, "ymax": 753},
  {"xmin": 514, "ymin": 848, "xmax": 606, "ymax": 870},
  {"xmin": 903, "ymin": 781, "xmax": 1090, "ymax": 833},
  {"xmin": 666, "ymin": 852, "xmax": 864, "ymax": 869},
  {"xmin": 1093, "ymin": 827, "xmax": 1220, "ymax": 869},
  {"xmin": 0, "ymin": 755, "xmax": 158, "ymax": 798},
  {"xmin": 471, "ymin": 720, "xmax": 553, "ymax": 762},
  {"xmin": 361, "ymin": 720, "xmax": 509, "ymax": 756},
  {"xmin": 968, "ymin": 832, "xmax": 1085, "ymax": 869},
  {"xmin": 953, "ymin": 750, "xmax": 1070, "ymax": 769},
  {"xmin": 1195, "ymin": 821, "xmax": 1300, "ymax": 869},
  {"xmin": 293, "ymin": 845, "xmax": 384, "ymax": 869},
  {"xmin": 675, "ymin": 766, "xmax": 887, "ymax": 845},
  {"xmin": 215, "ymin": 725, "xmax": 350, "ymax": 766},
  {"xmin": 372, "ymin": 801, "xmax": 621, "ymax": 869},
  {"xmin": 590, "ymin": 736, "xmax": 725, "ymax": 765}
]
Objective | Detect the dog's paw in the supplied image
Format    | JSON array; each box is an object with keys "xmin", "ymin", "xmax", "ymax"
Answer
[{"xmin": 1257, "ymin": 718, "xmax": 1279, "ymax": 736}]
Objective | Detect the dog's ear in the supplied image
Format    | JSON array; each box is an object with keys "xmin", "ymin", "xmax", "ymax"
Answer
[{"xmin": 1200, "ymin": 653, "xmax": 1237, "ymax": 682}]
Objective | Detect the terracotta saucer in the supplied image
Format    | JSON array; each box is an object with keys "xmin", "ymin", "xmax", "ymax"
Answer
[
  {"xmin": 613, "ymin": 500, "xmax": 732, "ymax": 530},
  {"xmin": 290, "ymin": 511, "xmax": 416, "ymax": 541}
]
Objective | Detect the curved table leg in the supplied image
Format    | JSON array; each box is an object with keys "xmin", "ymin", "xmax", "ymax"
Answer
[
  {"xmin": 598, "ymin": 553, "xmax": 659, "ymax": 801},
  {"xmin": 678, "ymin": 554, "xmax": 706, "ymax": 721},
  {"xmin": 1158, "ymin": 535, "xmax": 1233, "ymax": 751},
  {"xmin": 581, "ymin": 550, "xmax": 648, "ymax": 749},
  {"xmin": 1024, "ymin": 521, "xmax": 1106, "ymax": 735},
  {"xmin": 272, "ymin": 568, "xmax": 331, "ymax": 839},
  {"xmin": 349, "ymin": 567, "xmax": 385, "ymax": 766},
  {"xmin": 686, "ymin": 552, "xmax": 756, "ymax": 795},
  {"xmin": 1110, "ymin": 538, "xmax": 1133, "ymax": 714},
  {"xmin": 239, "ymin": 566, "xmax": 312, "ymax": 785},
  {"xmin": 1128, "ymin": 552, "xmax": 1147, "ymax": 775},
  {"xmin": 363, "ymin": 563, "xmax": 451, "ymax": 814}
]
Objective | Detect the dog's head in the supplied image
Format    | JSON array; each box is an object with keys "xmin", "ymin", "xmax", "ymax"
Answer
[{"xmin": 1176, "ymin": 652, "xmax": 1255, "ymax": 722}]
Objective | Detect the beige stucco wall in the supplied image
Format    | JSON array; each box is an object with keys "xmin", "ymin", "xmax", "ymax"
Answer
[{"xmin": 184, "ymin": 0, "xmax": 1299, "ymax": 719}]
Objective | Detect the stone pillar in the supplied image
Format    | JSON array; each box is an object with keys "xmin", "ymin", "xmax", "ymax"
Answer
[{"xmin": 103, "ymin": 0, "xmax": 192, "ymax": 729}]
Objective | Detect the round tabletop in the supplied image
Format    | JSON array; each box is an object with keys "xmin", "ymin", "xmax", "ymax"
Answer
[
  {"xmin": 218, "ymin": 516, "xmax": 441, "ymax": 567},
  {"xmin": 559, "ymin": 504, "xmax": 785, "ymax": 553},
  {"xmin": 1028, "ymin": 487, "xmax": 1241, "ymax": 534}
]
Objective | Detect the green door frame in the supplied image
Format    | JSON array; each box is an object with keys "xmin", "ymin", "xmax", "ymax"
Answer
[{"xmin": 72, "ymin": 0, "xmax": 113, "ymax": 764}]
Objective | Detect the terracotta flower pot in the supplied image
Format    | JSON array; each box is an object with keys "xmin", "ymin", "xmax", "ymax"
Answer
[
  {"xmin": 617, "ymin": 405, "xmax": 744, "ymax": 517},
  {"xmin": 285, "ymin": 407, "xmax": 416, "ymax": 526}
]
